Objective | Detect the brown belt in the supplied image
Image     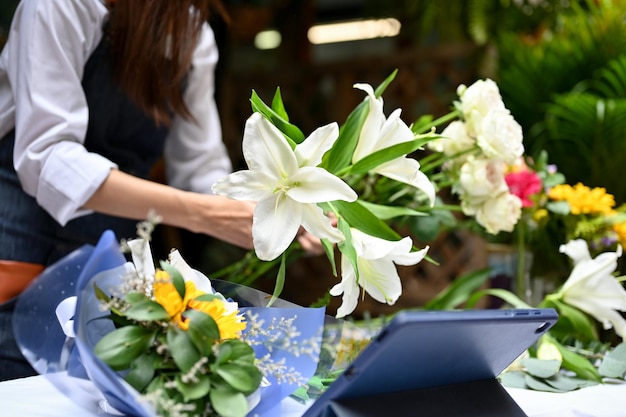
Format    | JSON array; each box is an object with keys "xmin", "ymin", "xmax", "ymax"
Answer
[{"xmin": 0, "ymin": 261, "xmax": 45, "ymax": 303}]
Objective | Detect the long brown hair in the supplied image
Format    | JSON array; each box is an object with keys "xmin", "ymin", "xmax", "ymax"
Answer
[{"xmin": 105, "ymin": 0, "xmax": 227, "ymax": 126}]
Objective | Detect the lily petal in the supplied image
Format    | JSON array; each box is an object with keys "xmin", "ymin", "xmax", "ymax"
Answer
[
  {"xmin": 330, "ymin": 257, "xmax": 360, "ymax": 318},
  {"xmin": 559, "ymin": 239, "xmax": 592, "ymax": 266},
  {"xmin": 168, "ymin": 250, "xmax": 213, "ymax": 294},
  {"xmin": 374, "ymin": 158, "xmax": 436, "ymax": 205},
  {"xmin": 212, "ymin": 170, "xmax": 273, "ymax": 201},
  {"xmin": 253, "ymin": 193, "xmax": 303, "ymax": 261},
  {"xmin": 353, "ymin": 83, "xmax": 385, "ymax": 160},
  {"xmin": 358, "ymin": 257, "xmax": 402, "ymax": 305},
  {"xmin": 243, "ymin": 113, "xmax": 298, "ymax": 176},
  {"xmin": 288, "ymin": 167, "xmax": 357, "ymax": 203},
  {"xmin": 295, "ymin": 122, "xmax": 339, "ymax": 167},
  {"xmin": 300, "ymin": 203, "xmax": 344, "ymax": 243}
]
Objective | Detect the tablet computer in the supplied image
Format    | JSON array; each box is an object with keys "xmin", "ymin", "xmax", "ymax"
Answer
[{"xmin": 302, "ymin": 308, "xmax": 558, "ymax": 417}]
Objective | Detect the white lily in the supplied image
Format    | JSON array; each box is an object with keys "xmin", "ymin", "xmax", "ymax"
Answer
[
  {"xmin": 330, "ymin": 228, "xmax": 429, "ymax": 318},
  {"xmin": 557, "ymin": 239, "xmax": 626, "ymax": 339},
  {"xmin": 352, "ymin": 83, "xmax": 436, "ymax": 206},
  {"xmin": 212, "ymin": 112, "xmax": 357, "ymax": 261}
]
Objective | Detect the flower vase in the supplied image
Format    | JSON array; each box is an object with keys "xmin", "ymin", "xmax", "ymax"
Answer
[{"xmin": 486, "ymin": 243, "xmax": 534, "ymax": 306}]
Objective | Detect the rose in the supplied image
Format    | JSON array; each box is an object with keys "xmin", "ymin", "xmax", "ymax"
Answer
[
  {"xmin": 457, "ymin": 78, "xmax": 507, "ymax": 136},
  {"xmin": 428, "ymin": 120, "xmax": 476, "ymax": 158},
  {"xmin": 505, "ymin": 169, "xmax": 542, "ymax": 208},
  {"xmin": 457, "ymin": 156, "xmax": 508, "ymax": 202},
  {"xmin": 475, "ymin": 110, "xmax": 524, "ymax": 165},
  {"xmin": 474, "ymin": 192, "xmax": 523, "ymax": 234}
]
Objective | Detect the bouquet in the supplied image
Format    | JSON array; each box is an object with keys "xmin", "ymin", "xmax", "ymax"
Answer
[
  {"xmin": 14, "ymin": 222, "xmax": 328, "ymax": 417},
  {"xmin": 211, "ymin": 72, "xmax": 532, "ymax": 317}
]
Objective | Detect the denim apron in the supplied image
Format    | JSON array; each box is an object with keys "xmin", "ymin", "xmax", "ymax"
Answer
[{"xmin": 0, "ymin": 33, "xmax": 170, "ymax": 379}]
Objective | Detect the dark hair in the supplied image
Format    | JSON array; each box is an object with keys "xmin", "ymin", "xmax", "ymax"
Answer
[{"xmin": 105, "ymin": 0, "xmax": 227, "ymax": 126}]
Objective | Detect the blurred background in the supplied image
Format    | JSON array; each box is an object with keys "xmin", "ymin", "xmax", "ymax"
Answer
[{"xmin": 2, "ymin": 0, "xmax": 626, "ymax": 316}]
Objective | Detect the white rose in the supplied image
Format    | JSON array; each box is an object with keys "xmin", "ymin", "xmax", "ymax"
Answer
[
  {"xmin": 475, "ymin": 192, "xmax": 522, "ymax": 234},
  {"xmin": 475, "ymin": 110, "xmax": 524, "ymax": 164},
  {"xmin": 458, "ymin": 79, "xmax": 506, "ymax": 136},
  {"xmin": 428, "ymin": 120, "xmax": 476, "ymax": 157},
  {"xmin": 457, "ymin": 156, "xmax": 508, "ymax": 202}
]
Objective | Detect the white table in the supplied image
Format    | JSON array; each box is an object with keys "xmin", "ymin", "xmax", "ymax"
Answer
[{"xmin": 1, "ymin": 374, "xmax": 625, "ymax": 417}]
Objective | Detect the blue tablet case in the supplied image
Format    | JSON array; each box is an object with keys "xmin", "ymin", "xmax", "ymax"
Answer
[{"xmin": 303, "ymin": 308, "xmax": 558, "ymax": 417}]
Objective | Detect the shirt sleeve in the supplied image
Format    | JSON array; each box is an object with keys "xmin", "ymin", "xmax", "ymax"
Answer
[
  {"xmin": 164, "ymin": 22, "xmax": 233, "ymax": 195},
  {"xmin": 8, "ymin": 0, "xmax": 116, "ymax": 226}
]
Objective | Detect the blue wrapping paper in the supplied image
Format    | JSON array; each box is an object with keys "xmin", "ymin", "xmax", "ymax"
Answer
[{"xmin": 14, "ymin": 230, "xmax": 327, "ymax": 417}]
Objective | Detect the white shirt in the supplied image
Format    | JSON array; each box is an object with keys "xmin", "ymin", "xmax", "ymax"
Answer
[{"xmin": 0, "ymin": 0, "xmax": 232, "ymax": 225}]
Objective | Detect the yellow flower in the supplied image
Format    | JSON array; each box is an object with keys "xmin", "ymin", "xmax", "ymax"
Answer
[
  {"xmin": 613, "ymin": 222, "xmax": 626, "ymax": 249},
  {"xmin": 153, "ymin": 270, "xmax": 246, "ymax": 338},
  {"xmin": 548, "ymin": 183, "xmax": 615, "ymax": 215}
]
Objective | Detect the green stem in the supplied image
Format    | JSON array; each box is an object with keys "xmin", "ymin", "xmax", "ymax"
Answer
[{"xmin": 516, "ymin": 220, "xmax": 528, "ymax": 303}]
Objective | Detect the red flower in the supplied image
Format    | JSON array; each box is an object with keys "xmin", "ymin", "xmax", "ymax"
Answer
[{"xmin": 505, "ymin": 170, "xmax": 542, "ymax": 208}]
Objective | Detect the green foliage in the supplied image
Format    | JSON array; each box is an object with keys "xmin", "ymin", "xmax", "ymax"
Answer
[{"xmin": 497, "ymin": 0, "xmax": 626, "ymax": 203}]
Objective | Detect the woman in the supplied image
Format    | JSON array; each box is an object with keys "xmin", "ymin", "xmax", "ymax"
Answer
[{"xmin": 0, "ymin": 0, "xmax": 319, "ymax": 380}]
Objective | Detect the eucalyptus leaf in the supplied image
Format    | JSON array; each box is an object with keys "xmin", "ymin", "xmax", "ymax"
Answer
[
  {"xmin": 176, "ymin": 373, "xmax": 211, "ymax": 402},
  {"xmin": 94, "ymin": 325, "xmax": 156, "ymax": 370},
  {"xmin": 499, "ymin": 371, "xmax": 527, "ymax": 389},
  {"xmin": 185, "ymin": 309, "xmax": 221, "ymax": 355},
  {"xmin": 598, "ymin": 342, "xmax": 626, "ymax": 378},
  {"xmin": 546, "ymin": 201, "xmax": 570, "ymax": 215},
  {"xmin": 544, "ymin": 373, "xmax": 586, "ymax": 392},
  {"xmin": 522, "ymin": 358, "xmax": 561, "ymax": 379},
  {"xmin": 167, "ymin": 326, "xmax": 201, "ymax": 373},
  {"xmin": 209, "ymin": 385, "xmax": 249, "ymax": 417},
  {"xmin": 524, "ymin": 374, "xmax": 565, "ymax": 393}
]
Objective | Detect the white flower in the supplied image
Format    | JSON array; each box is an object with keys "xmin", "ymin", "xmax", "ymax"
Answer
[
  {"xmin": 457, "ymin": 78, "xmax": 506, "ymax": 136},
  {"xmin": 212, "ymin": 112, "xmax": 357, "ymax": 261},
  {"xmin": 473, "ymin": 192, "xmax": 522, "ymax": 234},
  {"xmin": 457, "ymin": 156, "xmax": 508, "ymax": 203},
  {"xmin": 428, "ymin": 120, "xmax": 476, "ymax": 158},
  {"xmin": 329, "ymin": 228, "xmax": 429, "ymax": 318},
  {"xmin": 558, "ymin": 239, "xmax": 626, "ymax": 339},
  {"xmin": 475, "ymin": 109, "xmax": 524, "ymax": 165},
  {"xmin": 352, "ymin": 83, "xmax": 436, "ymax": 205}
]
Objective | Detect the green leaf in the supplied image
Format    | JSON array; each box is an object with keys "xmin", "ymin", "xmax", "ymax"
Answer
[
  {"xmin": 465, "ymin": 288, "xmax": 532, "ymax": 310},
  {"xmin": 599, "ymin": 342, "xmax": 626, "ymax": 378},
  {"xmin": 522, "ymin": 358, "xmax": 561, "ymax": 379},
  {"xmin": 271, "ymin": 87, "xmax": 289, "ymax": 120},
  {"xmin": 336, "ymin": 217, "xmax": 358, "ymax": 283},
  {"xmin": 545, "ymin": 298, "xmax": 598, "ymax": 341},
  {"xmin": 544, "ymin": 373, "xmax": 588, "ymax": 392},
  {"xmin": 347, "ymin": 135, "xmax": 436, "ymax": 175},
  {"xmin": 176, "ymin": 373, "xmax": 211, "ymax": 402},
  {"xmin": 250, "ymin": 90, "xmax": 304, "ymax": 144},
  {"xmin": 94, "ymin": 325, "xmax": 156, "ymax": 370},
  {"xmin": 323, "ymin": 70, "xmax": 397, "ymax": 173},
  {"xmin": 215, "ymin": 362, "xmax": 263, "ymax": 394},
  {"xmin": 334, "ymin": 200, "xmax": 401, "ymax": 241},
  {"xmin": 357, "ymin": 200, "xmax": 427, "ymax": 220},
  {"xmin": 499, "ymin": 371, "xmax": 527, "ymax": 389},
  {"xmin": 185, "ymin": 309, "xmax": 221, "ymax": 356},
  {"xmin": 209, "ymin": 385, "xmax": 249, "ymax": 417},
  {"xmin": 267, "ymin": 252, "xmax": 287, "ymax": 307},
  {"xmin": 167, "ymin": 326, "xmax": 201, "ymax": 373},
  {"xmin": 524, "ymin": 374, "xmax": 568, "ymax": 393},
  {"xmin": 159, "ymin": 261, "xmax": 186, "ymax": 300},
  {"xmin": 546, "ymin": 201, "xmax": 570, "ymax": 215},
  {"xmin": 321, "ymin": 238, "xmax": 337, "ymax": 277},
  {"xmin": 123, "ymin": 293, "xmax": 170, "ymax": 322},
  {"xmin": 551, "ymin": 337, "xmax": 602, "ymax": 382},
  {"xmin": 216, "ymin": 339, "xmax": 257, "ymax": 365},
  {"xmin": 424, "ymin": 269, "xmax": 491, "ymax": 310},
  {"xmin": 125, "ymin": 352, "xmax": 157, "ymax": 392}
]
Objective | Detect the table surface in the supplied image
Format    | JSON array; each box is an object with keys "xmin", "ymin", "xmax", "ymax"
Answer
[{"xmin": 1, "ymin": 374, "xmax": 625, "ymax": 417}]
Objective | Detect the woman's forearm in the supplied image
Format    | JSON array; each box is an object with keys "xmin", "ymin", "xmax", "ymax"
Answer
[{"xmin": 83, "ymin": 169, "xmax": 254, "ymax": 249}]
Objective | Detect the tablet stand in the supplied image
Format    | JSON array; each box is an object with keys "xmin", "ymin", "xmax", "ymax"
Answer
[{"xmin": 322, "ymin": 379, "xmax": 527, "ymax": 417}]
